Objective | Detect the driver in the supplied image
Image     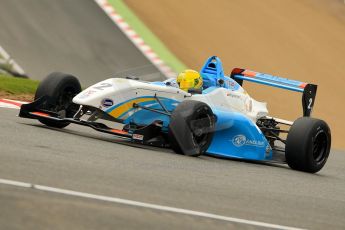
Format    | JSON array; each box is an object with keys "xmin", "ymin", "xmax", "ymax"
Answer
[{"xmin": 176, "ymin": 69, "xmax": 203, "ymax": 92}]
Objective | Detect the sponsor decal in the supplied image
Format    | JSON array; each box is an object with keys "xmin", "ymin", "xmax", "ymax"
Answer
[
  {"xmin": 245, "ymin": 98, "xmax": 252, "ymax": 112},
  {"xmin": 102, "ymin": 98, "xmax": 114, "ymax": 107},
  {"xmin": 232, "ymin": 134, "xmax": 246, "ymax": 147},
  {"xmin": 79, "ymin": 90, "xmax": 97, "ymax": 99},
  {"xmin": 232, "ymin": 134, "xmax": 265, "ymax": 147},
  {"xmin": 226, "ymin": 93, "xmax": 240, "ymax": 99},
  {"xmin": 132, "ymin": 134, "xmax": 144, "ymax": 141},
  {"xmin": 265, "ymin": 144, "xmax": 272, "ymax": 157}
]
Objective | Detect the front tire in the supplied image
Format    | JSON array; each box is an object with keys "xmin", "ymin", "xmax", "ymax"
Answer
[
  {"xmin": 35, "ymin": 72, "xmax": 81, "ymax": 128},
  {"xmin": 285, "ymin": 117, "xmax": 331, "ymax": 173},
  {"xmin": 168, "ymin": 100, "xmax": 215, "ymax": 157}
]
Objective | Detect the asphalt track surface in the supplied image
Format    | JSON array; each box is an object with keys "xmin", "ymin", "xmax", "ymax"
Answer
[
  {"xmin": 1, "ymin": 107, "xmax": 345, "ymax": 230},
  {"xmin": 0, "ymin": 0, "xmax": 162, "ymax": 86}
]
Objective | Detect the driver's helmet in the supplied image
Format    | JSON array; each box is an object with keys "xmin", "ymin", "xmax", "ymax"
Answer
[{"xmin": 176, "ymin": 69, "xmax": 203, "ymax": 92}]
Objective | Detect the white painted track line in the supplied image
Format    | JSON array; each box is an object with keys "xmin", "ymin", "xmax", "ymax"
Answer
[{"xmin": 0, "ymin": 178, "xmax": 305, "ymax": 230}]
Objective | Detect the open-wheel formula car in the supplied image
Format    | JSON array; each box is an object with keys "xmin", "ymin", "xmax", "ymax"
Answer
[{"xmin": 19, "ymin": 56, "xmax": 331, "ymax": 173}]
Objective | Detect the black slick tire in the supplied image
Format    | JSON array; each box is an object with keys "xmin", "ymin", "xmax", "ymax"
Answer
[
  {"xmin": 34, "ymin": 72, "xmax": 81, "ymax": 128},
  {"xmin": 285, "ymin": 117, "xmax": 331, "ymax": 173},
  {"xmin": 168, "ymin": 100, "xmax": 215, "ymax": 157}
]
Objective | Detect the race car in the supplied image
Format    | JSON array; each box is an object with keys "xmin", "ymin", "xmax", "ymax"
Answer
[{"xmin": 19, "ymin": 56, "xmax": 331, "ymax": 173}]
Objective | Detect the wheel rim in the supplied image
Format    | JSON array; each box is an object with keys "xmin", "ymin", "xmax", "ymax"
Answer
[
  {"xmin": 190, "ymin": 112, "xmax": 214, "ymax": 149},
  {"xmin": 52, "ymin": 87, "xmax": 78, "ymax": 116},
  {"xmin": 313, "ymin": 131, "xmax": 328, "ymax": 163}
]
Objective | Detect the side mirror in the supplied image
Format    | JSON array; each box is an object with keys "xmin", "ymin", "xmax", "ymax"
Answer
[{"xmin": 217, "ymin": 79, "xmax": 224, "ymax": 85}]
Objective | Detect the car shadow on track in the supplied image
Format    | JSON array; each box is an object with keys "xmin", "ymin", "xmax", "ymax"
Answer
[
  {"xmin": 20, "ymin": 122, "xmax": 326, "ymax": 175},
  {"xmin": 21, "ymin": 122, "xmax": 177, "ymax": 154}
]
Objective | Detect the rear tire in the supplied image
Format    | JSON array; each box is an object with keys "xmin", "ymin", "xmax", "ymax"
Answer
[
  {"xmin": 168, "ymin": 100, "xmax": 215, "ymax": 157},
  {"xmin": 35, "ymin": 72, "xmax": 81, "ymax": 128},
  {"xmin": 285, "ymin": 117, "xmax": 331, "ymax": 173}
]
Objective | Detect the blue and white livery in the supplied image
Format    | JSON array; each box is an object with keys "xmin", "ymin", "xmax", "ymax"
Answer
[{"xmin": 20, "ymin": 56, "xmax": 331, "ymax": 173}]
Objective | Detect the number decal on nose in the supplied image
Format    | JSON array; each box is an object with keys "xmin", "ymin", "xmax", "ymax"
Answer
[{"xmin": 93, "ymin": 82, "xmax": 112, "ymax": 90}]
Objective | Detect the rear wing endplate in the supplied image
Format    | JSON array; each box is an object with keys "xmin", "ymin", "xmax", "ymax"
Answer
[{"xmin": 230, "ymin": 68, "xmax": 317, "ymax": 117}]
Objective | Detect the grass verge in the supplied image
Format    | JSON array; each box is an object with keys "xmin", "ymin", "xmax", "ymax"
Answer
[
  {"xmin": 108, "ymin": 0, "xmax": 187, "ymax": 72},
  {"xmin": 0, "ymin": 74, "xmax": 38, "ymax": 94},
  {"xmin": 0, "ymin": 74, "xmax": 38, "ymax": 101}
]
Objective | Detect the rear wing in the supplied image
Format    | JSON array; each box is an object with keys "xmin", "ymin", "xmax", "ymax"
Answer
[{"xmin": 230, "ymin": 68, "xmax": 317, "ymax": 117}]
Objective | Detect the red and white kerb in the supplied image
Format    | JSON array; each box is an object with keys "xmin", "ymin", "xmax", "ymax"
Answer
[
  {"xmin": 0, "ymin": 99, "xmax": 26, "ymax": 109},
  {"xmin": 94, "ymin": 0, "xmax": 176, "ymax": 78}
]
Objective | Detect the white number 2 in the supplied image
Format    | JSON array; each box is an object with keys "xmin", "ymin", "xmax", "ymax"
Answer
[
  {"xmin": 308, "ymin": 98, "xmax": 313, "ymax": 109},
  {"xmin": 93, "ymin": 82, "xmax": 112, "ymax": 90}
]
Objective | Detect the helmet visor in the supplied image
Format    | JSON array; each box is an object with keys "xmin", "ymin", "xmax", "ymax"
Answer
[{"xmin": 179, "ymin": 79, "xmax": 194, "ymax": 90}]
